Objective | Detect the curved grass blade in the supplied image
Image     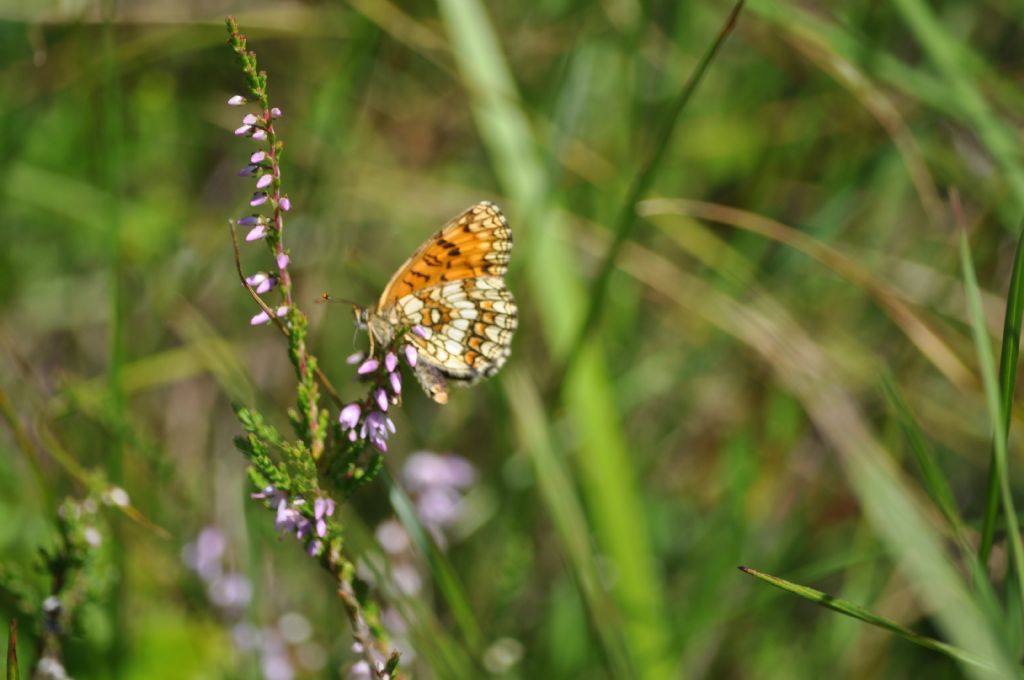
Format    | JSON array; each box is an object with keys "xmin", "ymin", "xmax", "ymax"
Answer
[
  {"xmin": 979, "ymin": 227, "xmax": 1024, "ymax": 563},
  {"xmin": 738, "ymin": 566, "xmax": 994, "ymax": 672},
  {"xmin": 961, "ymin": 232, "xmax": 1024, "ymax": 620},
  {"xmin": 564, "ymin": 0, "xmax": 746, "ymax": 374}
]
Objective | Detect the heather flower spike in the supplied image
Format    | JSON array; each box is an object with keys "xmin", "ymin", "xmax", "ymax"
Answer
[{"xmin": 226, "ymin": 16, "xmax": 402, "ymax": 674}]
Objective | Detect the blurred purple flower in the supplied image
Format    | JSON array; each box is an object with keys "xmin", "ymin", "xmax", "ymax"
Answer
[
  {"xmin": 238, "ymin": 165, "xmax": 258, "ymax": 177},
  {"xmin": 270, "ymin": 107, "xmax": 282, "ymax": 118},
  {"xmin": 245, "ymin": 224, "xmax": 267, "ymax": 241},
  {"xmin": 250, "ymin": 192, "xmax": 268, "ymax": 207},
  {"xmin": 403, "ymin": 344, "xmax": 418, "ymax": 367},
  {"xmin": 403, "ymin": 452, "xmax": 477, "ymax": 491},
  {"xmin": 346, "ymin": 351, "xmax": 365, "ymax": 365},
  {"xmin": 250, "ymin": 150, "xmax": 266, "ymax": 163},
  {"xmin": 228, "ymin": 95, "xmax": 246, "ymax": 106},
  {"xmin": 243, "ymin": 113, "xmax": 259, "ymax": 126},
  {"xmin": 412, "ymin": 325, "xmax": 428, "ymax": 338},
  {"xmin": 357, "ymin": 358, "xmax": 379, "ymax": 375},
  {"xmin": 209, "ymin": 572, "xmax": 253, "ymax": 610},
  {"xmin": 374, "ymin": 388, "xmax": 388, "ymax": 412},
  {"xmin": 256, "ymin": 174, "xmax": 274, "ymax": 189},
  {"xmin": 384, "ymin": 352, "xmax": 398, "ymax": 373},
  {"xmin": 416, "ymin": 486, "xmax": 463, "ymax": 528},
  {"xmin": 238, "ymin": 215, "xmax": 261, "ymax": 226},
  {"xmin": 339, "ymin": 403, "xmax": 361, "ymax": 430},
  {"xmin": 389, "ymin": 371, "xmax": 402, "ymax": 395},
  {"xmin": 279, "ymin": 196, "xmax": 291, "ymax": 211},
  {"xmin": 361, "ymin": 411, "xmax": 395, "ymax": 452},
  {"xmin": 245, "ymin": 271, "xmax": 276, "ymax": 294},
  {"xmin": 234, "ymin": 124, "xmax": 252, "ymax": 136},
  {"xmin": 251, "ymin": 306, "xmax": 287, "ymax": 326},
  {"xmin": 277, "ymin": 253, "xmax": 289, "ymax": 270},
  {"xmin": 252, "ymin": 128, "xmax": 267, "ymax": 141}
]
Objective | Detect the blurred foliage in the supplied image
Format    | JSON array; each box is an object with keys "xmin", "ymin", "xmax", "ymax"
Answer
[{"xmin": 2, "ymin": 0, "xmax": 1024, "ymax": 678}]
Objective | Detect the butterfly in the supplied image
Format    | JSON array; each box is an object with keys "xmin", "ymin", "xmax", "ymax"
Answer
[{"xmin": 354, "ymin": 201, "xmax": 517, "ymax": 404}]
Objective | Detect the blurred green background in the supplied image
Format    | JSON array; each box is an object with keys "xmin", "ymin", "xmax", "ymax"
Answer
[{"xmin": 2, "ymin": 0, "xmax": 1024, "ymax": 678}]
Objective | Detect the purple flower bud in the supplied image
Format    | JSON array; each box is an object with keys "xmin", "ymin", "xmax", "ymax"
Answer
[
  {"xmin": 325, "ymin": 499, "xmax": 335, "ymax": 516},
  {"xmin": 375, "ymin": 388, "xmax": 388, "ymax": 412},
  {"xmin": 308, "ymin": 539, "xmax": 322, "ymax": 557},
  {"xmin": 234, "ymin": 124, "xmax": 252, "ymax": 136},
  {"xmin": 347, "ymin": 429, "xmax": 358, "ymax": 442},
  {"xmin": 250, "ymin": 192, "xmax": 268, "ymax": 207},
  {"xmin": 245, "ymin": 272, "xmax": 275, "ymax": 293},
  {"xmin": 256, "ymin": 174, "xmax": 273, "ymax": 189},
  {"xmin": 245, "ymin": 225, "xmax": 267, "ymax": 241},
  {"xmin": 251, "ymin": 306, "xmax": 287, "ymax": 325},
  {"xmin": 357, "ymin": 358, "xmax": 379, "ymax": 375},
  {"xmin": 228, "ymin": 95, "xmax": 246, "ymax": 106},
  {"xmin": 412, "ymin": 325, "xmax": 428, "ymax": 338},
  {"xmin": 338, "ymin": 403, "xmax": 361, "ymax": 429},
  {"xmin": 277, "ymin": 253, "xmax": 289, "ymax": 270},
  {"xmin": 314, "ymin": 498, "xmax": 327, "ymax": 519},
  {"xmin": 403, "ymin": 344, "xmax": 418, "ymax": 367},
  {"xmin": 279, "ymin": 196, "xmax": 291, "ymax": 212},
  {"xmin": 243, "ymin": 113, "xmax": 259, "ymax": 126},
  {"xmin": 238, "ymin": 165, "xmax": 258, "ymax": 177},
  {"xmin": 346, "ymin": 351, "xmax": 365, "ymax": 365},
  {"xmin": 250, "ymin": 150, "xmax": 266, "ymax": 163},
  {"xmin": 270, "ymin": 107, "xmax": 282, "ymax": 118},
  {"xmin": 389, "ymin": 371, "xmax": 402, "ymax": 395},
  {"xmin": 385, "ymin": 352, "xmax": 398, "ymax": 373},
  {"xmin": 316, "ymin": 518, "xmax": 327, "ymax": 538},
  {"xmin": 252, "ymin": 129, "xmax": 267, "ymax": 141},
  {"xmin": 238, "ymin": 215, "xmax": 261, "ymax": 226}
]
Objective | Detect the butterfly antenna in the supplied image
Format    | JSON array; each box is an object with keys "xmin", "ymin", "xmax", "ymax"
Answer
[{"xmin": 318, "ymin": 292, "xmax": 359, "ymax": 306}]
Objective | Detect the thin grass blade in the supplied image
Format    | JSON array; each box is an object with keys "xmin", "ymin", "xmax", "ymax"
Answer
[
  {"xmin": 960, "ymin": 232, "xmax": 1024, "ymax": 622},
  {"xmin": 979, "ymin": 227, "xmax": 1024, "ymax": 563},
  {"xmin": 565, "ymin": 0, "xmax": 745, "ymax": 373},
  {"xmin": 739, "ymin": 566, "xmax": 994, "ymax": 671}
]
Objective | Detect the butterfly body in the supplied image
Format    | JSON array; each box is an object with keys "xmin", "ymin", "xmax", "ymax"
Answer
[{"xmin": 356, "ymin": 201, "xmax": 517, "ymax": 404}]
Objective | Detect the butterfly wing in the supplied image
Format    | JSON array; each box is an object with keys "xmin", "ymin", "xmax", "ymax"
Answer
[
  {"xmin": 375, "ymin": 202, "xmax": 517, "ymax": 403},
  {"xmin": 396, "ymin": 276, "xmax": 517, "ymax": 378},
  {"xmin": 376, "ymin": 201, "xmax": 512, "ymax": 308}
]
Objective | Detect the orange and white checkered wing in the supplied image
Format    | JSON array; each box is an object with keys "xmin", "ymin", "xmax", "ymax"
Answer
[{"xmin": 376, "ymin": 202, "xmax": 516, "ymax": 403}]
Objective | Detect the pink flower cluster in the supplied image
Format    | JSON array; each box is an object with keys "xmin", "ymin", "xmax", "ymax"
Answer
[
  {"xmin": 228, "ymin": 94, "xmax": 293, "ymax": 326},
  {"xmin": 252, "ymin": 486, "xmax": 336, "ymax": 557},
  {"xmin": 337, "ymin": 332, "xmax": 423, "ymax": 452}
]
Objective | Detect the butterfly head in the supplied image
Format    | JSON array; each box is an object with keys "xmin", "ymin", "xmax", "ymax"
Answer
[{"xmin": 352, "ymin": 304, "xmax": 369, "ymax": 331}]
